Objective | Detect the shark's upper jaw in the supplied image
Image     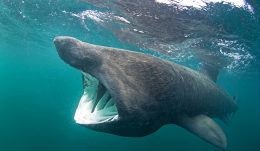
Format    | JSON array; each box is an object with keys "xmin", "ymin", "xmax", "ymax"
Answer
[
  {"xmin": 74, "ymin": 72, "xmax": 119, "ymax": 125},
  {"xmin": 54, "ymin": 36, "xmax": 119, "ymax": 125}
]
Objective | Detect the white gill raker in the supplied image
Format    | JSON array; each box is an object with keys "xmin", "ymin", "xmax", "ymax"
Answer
[
  {"xmin": 102, "ymin": 96, "xmax": 111, "ymax": 108},
  {"xmin": 95, "ymin": 91, "xmax": 110, "ymax": 111},
  {"xmin": 74, "ymin": 94, "xmax": 95, "ymax": 124},
  {"xmin": 82, "ymin": 73, "xmax": 99, "ymax": 113},
  {"xmin": 107, "ymin": 115, "xmax": 119, "ymax": 122},
  {"xmin": 91, "ymin": 81, "xmax": 106, "ymax": 113},
  {"xmin": 94, "ymin": 115, "xmax": 115, "ymax": 123},
  {"xmin": 83, "ymin": 74, "xmax": 99, "ymax": 103},
  {"xmin": 77, "ymin": 94, "xmax": 90, "ymax": 112},
  {"xmin": 91, "ymin": 92, "xmax": 99, "ymax": 113},
  {"xmin": 105, "ymin": 98, "xmax": 115, "ymax": 108},
  {"xmin": 102, "ymin": 106, "xmax": 118, "ymax": 116},
  {"xmin": 98, "ymin": 115, "xmax": 118, "ymax": 123}
]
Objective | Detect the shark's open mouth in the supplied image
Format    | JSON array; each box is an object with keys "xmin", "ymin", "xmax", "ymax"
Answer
[{"xmin": 74, "ymin": 72, "xmax": 119, "ymax": 124}]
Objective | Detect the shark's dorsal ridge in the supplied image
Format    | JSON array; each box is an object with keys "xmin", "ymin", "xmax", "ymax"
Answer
[
  {"xmin": 200, "ymin": 62, "xmax": 219, "ymax": 82},
  {"xmin": 197, "ymin": 52, "xmax": 223, "ymax": 82}
]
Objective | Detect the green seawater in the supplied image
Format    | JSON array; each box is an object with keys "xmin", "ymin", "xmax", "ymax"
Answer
[{"xmin": 0, "ymin": 1, "xmax": 259, "ymax": 151}]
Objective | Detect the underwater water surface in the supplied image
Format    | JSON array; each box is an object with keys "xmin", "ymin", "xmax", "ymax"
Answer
[{"xmin": 0, "ymin": 0, "xmax": 259, "ymax": 151}]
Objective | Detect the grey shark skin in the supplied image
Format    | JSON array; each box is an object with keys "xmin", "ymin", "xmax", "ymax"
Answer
[{"xmin": 54, "ymin": 36, "xmax": 237, "ymax": 150}]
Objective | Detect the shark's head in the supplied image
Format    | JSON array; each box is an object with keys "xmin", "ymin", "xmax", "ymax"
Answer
[
  {"xmin": 54, "ymin": 36, "xmax": 120, "ymax": 128},
  {"xmin": 54, "ymin": 36, "xmax": 101, "ymax": 74},
  {"xmin": 54, "ymin": 36, "xmax": 162, "ymax": 136}
]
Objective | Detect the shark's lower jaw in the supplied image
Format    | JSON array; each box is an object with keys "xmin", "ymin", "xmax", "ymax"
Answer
[{"xmin": 74, "ymin": 73, "xmax": 119, "ymax": 125}]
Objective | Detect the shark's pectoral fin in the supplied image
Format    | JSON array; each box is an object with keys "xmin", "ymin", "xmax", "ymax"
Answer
[{"xmin": 177, "ymin": 115, "xmax": 227, "ymax": 150}]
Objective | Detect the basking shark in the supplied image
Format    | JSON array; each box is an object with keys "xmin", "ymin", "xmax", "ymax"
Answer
[{"xmin": 54, "ymin": 36, "xmax": 237, "ymax": 150}]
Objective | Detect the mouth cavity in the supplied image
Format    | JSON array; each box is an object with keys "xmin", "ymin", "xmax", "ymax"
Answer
[{"xmin": 74, "ymin": 72, "xmax": 119, "ymax": 124}]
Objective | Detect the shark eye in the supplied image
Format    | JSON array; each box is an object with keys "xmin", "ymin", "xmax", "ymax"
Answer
[{"xmin": 74, "ymin": 72, "xmax": 119, "ymax": 124}]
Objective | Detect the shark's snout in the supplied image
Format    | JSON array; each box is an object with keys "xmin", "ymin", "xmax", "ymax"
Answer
[
  {"xmin": 54, "ymin": 36, "xmax": 68, "ymax": 49},
  {"xmin": 54, "ymin": 36, "xmax": 71, "ymax": 55},
  {"xmin": 53, "ymin": 36, "xmax": 80, "ymax": 53},
  {"xmin": 53, "ymin": 36, "xmax": 61, "ymax": 45},
  {"xmin": 54, "ymin": 36, "xmax": 103, "ymax": 73},
  {"xmin": 53, "ymin": 36, "xmax": 86, "ymax": 69}
]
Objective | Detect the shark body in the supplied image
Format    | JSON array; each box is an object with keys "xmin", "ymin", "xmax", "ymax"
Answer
[{"xmin": 54, "ymin": 36, "xmax": 237, "ymax": 150}]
